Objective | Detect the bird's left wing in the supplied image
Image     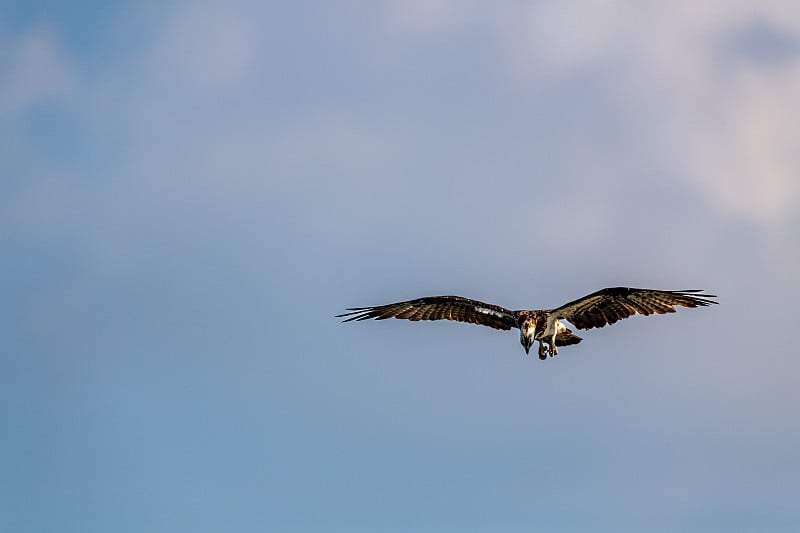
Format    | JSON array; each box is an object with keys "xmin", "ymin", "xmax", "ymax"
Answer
[
  {"xmin": 551, "ymin": 287, "xmax": 718, "ymax": 330},
  {"xmin": 337, "ymin": 295, "xmax": 518, "ymax": 330}
]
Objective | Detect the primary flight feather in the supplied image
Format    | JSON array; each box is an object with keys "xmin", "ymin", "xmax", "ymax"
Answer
[{"xmin": 338, "ymin": 287, "xmax": 717, "ymax": 359}]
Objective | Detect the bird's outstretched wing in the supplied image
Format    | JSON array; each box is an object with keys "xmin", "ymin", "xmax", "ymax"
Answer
[
  {"xmin": 552, "ymin": 287, "xmax": 718, "ymax": 330},
  {"xmin": 337, "ymin": 295, "xmax": 517, "ymax": 331}
]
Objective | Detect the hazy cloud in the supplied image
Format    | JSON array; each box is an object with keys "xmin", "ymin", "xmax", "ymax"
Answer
[
  {"xmin": 0, "ymin": 27, "xmax": 75, "ymax": 115},
  {"xmin": 145, "ymin": 2, "xmax": 264, "ymax": 93},
  {"xmin": 383, "ymin": 0, "xmax": 476, "ymax": 35},
  {"xmin": 493, "ymin": 1, "xmax": 800, "ymax": 224}
]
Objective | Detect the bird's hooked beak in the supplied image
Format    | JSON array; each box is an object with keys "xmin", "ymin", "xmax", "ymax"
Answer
[{"xmin": 521, "ymin": 335, "xmax": 534, "ymax": 355}]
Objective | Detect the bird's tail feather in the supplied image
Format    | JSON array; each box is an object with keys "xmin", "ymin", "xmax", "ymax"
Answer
[{"xmin": 555, "ymin": 328, "xmax": 582, "ymax": 346}]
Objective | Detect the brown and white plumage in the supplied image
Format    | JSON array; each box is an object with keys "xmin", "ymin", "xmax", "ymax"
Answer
[
  {"xmin": 338, "ymin": 287, "xmax": 717, "ymax": 359},
  {"xmin": 339, "ymin": 296, "xmax": 517, "ymax": 330}
]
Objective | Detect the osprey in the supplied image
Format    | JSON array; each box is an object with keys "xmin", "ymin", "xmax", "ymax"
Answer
[{"xmin": 338, "ymin": 287, "xmax": 717, "ymax": 359}]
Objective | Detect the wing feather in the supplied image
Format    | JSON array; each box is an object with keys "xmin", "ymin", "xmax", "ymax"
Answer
[
  {"xmin": 553, "ymin": 287, "xmax": 717, "ymax": 330},
  {"xmin": 337, "ymin": 295, "xmax": 517, "ymax": 331}
]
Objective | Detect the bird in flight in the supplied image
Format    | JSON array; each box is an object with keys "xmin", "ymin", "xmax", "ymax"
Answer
[{"xmin": 338, "ymin": 287, "xmax": 717, "ymax": 359}]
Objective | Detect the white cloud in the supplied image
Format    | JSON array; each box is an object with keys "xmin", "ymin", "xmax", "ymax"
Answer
[
  {"xmin": 496, "ymin": 1, "xmax": 800, "ymax": 224},
  {"xmin": 383, "ymin": 0, "xmax": 475, "ymax": 36},
  {"xmin": 377, "ymin": 0, "xmax": 800, "ymax": 225},
  {"xmin": 146, "ymin": 2, "xmax": 262, "ymax": 92},
  {"xmin": 679, "ymin": 66, "xmax": 800, "ymax": 222},
  {"xmin": 274, "ymin": 113, "xmax": 409, "ymax": 184},
  {"xmin": 503, "ymin": 0, "xmax": 634, "ymax": 75},
  {"xmin": 0, "ymin": 27, "xmax": 75, "ymax": 115}
]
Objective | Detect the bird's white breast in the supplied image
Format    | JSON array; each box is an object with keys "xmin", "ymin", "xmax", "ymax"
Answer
[{"xmin": 541, "ymin": 317, "xmax": 566, "ymax": 337}]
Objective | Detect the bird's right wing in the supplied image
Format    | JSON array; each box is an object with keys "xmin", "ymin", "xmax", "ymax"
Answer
[
  {"xmin": 552, "ymin": 287, "xmax": 718, "ymax": 330},
  {"xmin": 337, "ymin": 295, "xmax": 518, "ymax": 330}
]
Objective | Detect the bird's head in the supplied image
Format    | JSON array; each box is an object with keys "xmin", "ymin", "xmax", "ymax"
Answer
[{"xmin": 519, "ymin": 318, "xmax": 536, "ymax": 354}]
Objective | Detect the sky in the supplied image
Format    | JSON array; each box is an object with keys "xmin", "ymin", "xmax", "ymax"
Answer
[{"xmin": 2, "ymin": 1, "xmax": 800, "ymax": 531}]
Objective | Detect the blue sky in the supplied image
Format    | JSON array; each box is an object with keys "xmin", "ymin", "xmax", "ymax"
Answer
[{"xmin": 3, "ymin": 1, "xmax": 800, "ymax": 531}]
